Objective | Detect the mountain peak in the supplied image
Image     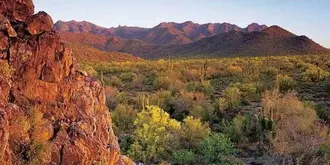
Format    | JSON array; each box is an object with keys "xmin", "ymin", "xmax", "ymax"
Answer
[{"xmin": 263, "ymin": 25, "xmax": 295, "ymax": 37}]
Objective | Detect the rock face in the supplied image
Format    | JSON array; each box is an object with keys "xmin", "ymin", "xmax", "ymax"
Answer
[{"xmin": 0, "ymin": 0, "xmax": 127, "ymax": 164}]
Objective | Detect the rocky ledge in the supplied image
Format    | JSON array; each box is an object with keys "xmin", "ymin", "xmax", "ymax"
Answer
[{"xmin": 0, "ymin": 0, "xmax": 130, "ymax": 164}]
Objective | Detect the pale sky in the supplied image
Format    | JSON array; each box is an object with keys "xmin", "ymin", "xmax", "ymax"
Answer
[{"xmin": 34, "ymin": 0, "xmax": 330, "ymax": 48}]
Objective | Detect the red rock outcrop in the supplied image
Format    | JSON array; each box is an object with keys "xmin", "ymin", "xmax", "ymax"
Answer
[{"xmin": 0, "ymin": 0, "xmax": 128, "ymax": 164}]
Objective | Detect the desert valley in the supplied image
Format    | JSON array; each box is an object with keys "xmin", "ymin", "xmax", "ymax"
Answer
[{"xmin": 0, "ymin": 0, "xmax": 329, "ymax": 165}]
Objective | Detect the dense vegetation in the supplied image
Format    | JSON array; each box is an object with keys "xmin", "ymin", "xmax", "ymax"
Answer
[{"xmin": 79, "ymin": 54, "xmax": 330, "ymax": 165}]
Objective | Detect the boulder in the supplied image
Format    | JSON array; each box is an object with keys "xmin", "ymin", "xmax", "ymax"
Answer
[{"xmin": 26, "ymin": 11, "xmax": 54, "ymax": 35}]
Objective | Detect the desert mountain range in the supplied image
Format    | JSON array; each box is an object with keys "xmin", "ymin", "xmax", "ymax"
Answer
[{"xmin": 55, "ymin": 20, "xmax": 329, "ymax": 59}]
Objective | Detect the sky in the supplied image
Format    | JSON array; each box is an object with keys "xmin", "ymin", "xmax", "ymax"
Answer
[{"xmin": 33, "ymin": 0, "xmax": 330, "ymax": 48}]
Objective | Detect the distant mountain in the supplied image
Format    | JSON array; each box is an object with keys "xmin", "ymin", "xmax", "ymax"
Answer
[
  {"xmin": 54, "ymin": 20, "xmax": 267, "ymax": 45},
  {"xmin": 156, "ymin": 26, "xmax": 330, "ymax": 58},
  {"xmin": 56, "ymin": 21, "xmax": 329, "ymax": 59}
]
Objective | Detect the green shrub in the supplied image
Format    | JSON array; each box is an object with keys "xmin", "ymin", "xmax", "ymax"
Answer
[
  {"xmin": 111, "ymin": 104, "xmax": 137, "ymax": 136},
  {"xmin": 78, "ymin": 63, "xmax": 98, "ymax": 77},
  {"xmin": 222, "ymin": 114, "xmax": 250, "ymax": 143},
  {"xmin": 172, "ymin": 149, "xmax": 196, "ymax": 165},
  {"xmin": 302, "ymin": 65, "xmax": 329, "ymax": 82},
  {"xmin": 180, "ymin": 116, "xmax": 211, "ymax": 149},
  {"xmin": 230, "ymin": 83, "xmax": 259, "ymax": 101},
  {"xmin": 120, "ymin": 72, "xmax": 136, "ymax": 82},
  {"xmin": 189, "ymin": 102, "xmax": 215, "ymax": 122},
  {"xmin": 277, "ymin": 74, "xmax": 296, "ymax": 92},
  {"xmin": 107, "ymin": 76, "xmax": 123, "ymax": 87},
  {"xmin": 153, "ymin": 76, "xmax": 173, "ymax": 90},
  {"xmin": 220, "ymin": 87, "xmax": 242, "ymax": 110},
  {"xmin": 315, "ymin": 104, "xmax": 330, "ymax": 122},
  {"xmin": 200, "ymin": 133, "xmax": 237, "ymax": 165}
]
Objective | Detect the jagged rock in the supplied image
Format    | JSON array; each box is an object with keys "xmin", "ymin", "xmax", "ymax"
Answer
[
  {"xmin": 0, "ymin": 0, "xmax": 34, "ymax": 22},
  {"xmin": 0, "ymin": 107, "xmax": 10, "ymax": 165},
  {"xmin": 0, "ymin": 32, "xmax": 8, "ymax": 51},
  {"xmin": 0, "ymin": 0, "xmax": 129, "ymax": 164},
  {"xmin": 26, "ymin": 11, "xmax": 53, "ymax": 35},
  {"xmin": 0, "ymin": 14, "xmax": 17, "ymax": 37}
]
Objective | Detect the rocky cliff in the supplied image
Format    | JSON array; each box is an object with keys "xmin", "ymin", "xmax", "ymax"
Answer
[{"xmin": 0, "ymin": 0, "xmax": 128, "ymax": 164}]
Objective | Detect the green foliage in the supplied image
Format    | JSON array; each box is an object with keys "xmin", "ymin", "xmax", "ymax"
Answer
[
  {"xmin": 112, "ymin": 104, "xmax": 137, "ymax": 136},
  {"xmin": 184, "ymin": 81, "xmax": 214, "ymax": 97},
  {"xmin": 172, "ymin": 149, "xmax": 196, "ymax": 165},
  {"xmin": 180, "ymin": 116, "xmax": 211, "ymax": 149},
  {"xmin": 315, "ymin": 104, "xmax": 330, "ymax": 122},
  {"xmin": 277, "ymin": 74, "xmax": 296, "ymax": 92},
  {"xmin": 230, "ymin": 83, "xmax": 259, "ymax": 101},
  {"xmin": 190, "ymin": 101, "xmax": 215, "ymax": 121},
  {"xmin": 107, "ymin": 76, "xmax": 123, "ymax": 87},
  {"xmin": 302, "ymin": 65, "xmax": 329, "ymax": 82},
  {"xmin": 153, "ymin": 76, "xmax": 173, "ymax": 90},
  {"xmin": 120, "ymin": 72, "xmax": 136, "ymax": 82},
  {"xmin": 222, "ymin": 114, "xmax": 249, "ymax": 143},
  {"xmin": 200, "ymin": 133, "xmax": 237, "ymax": 165},
  {"xmin": 129, "ymin": 105, "xmax": 181, "ymax": 163},
  {"xmin": 78, "ymin": 63, "xmax": 98, "ymax": 77},
  {"xmin": 220, "ymin": 86, "xmax": 242, "ymax": 110}
]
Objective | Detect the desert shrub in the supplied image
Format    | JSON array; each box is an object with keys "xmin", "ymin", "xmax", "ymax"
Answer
[
  {"xmin": 184, "ymin": 81, "xmax": 214, "ymax": 97},
  {"xmin": 26, "ymin": 107, "xmax": 52, "ymax": 165},
  {"xmin": 226, "ymin": 65, "xmax": 243, "ymax": 76},
  {"xmin": 149, "ymin": 90, "xmax": 172, "ymax": 110},
  {"xmin": 111, "ymin": 104, "xmax": 137, "ymax": 136},
  {"xmin": 120, "ymin": 136, "xmax": 134, "ymax": 154},
  {"xmin": 180, "ymin": 116, "xmax": 211, "ymax": 149},
  {"xmin": 302, "ymin": 65, "xmax": 329, "ymax": 82},
  {"xmin": 153, "ymin": 76, "xmax": 173, "ymax": 90},
  {"xmin": 189, "ymin": 101, "xmax": 215, "ymax": 122},
  {"xmin": 167, "ymin": 97, "xmax": 192, "ymax": 121},
  {"xmin": 201, "ymin": 81, "xmax": 214, "ymax": 97},
  {"xmin": 220, "ymin": 86, "xmax": 242, "ymax": 110},
  {"xmin": 131, "ymin": 74, "xmax": 144, "ymax": 88},
  {"xmin": 262, "ymin": 92, "xmax": 329, "ymax": 160},
  {"xmin": 128, "ymin": 105, "xmax": 181, "ymax": 163},
  {"xmin": 107, "ymin": 76, "xmax": 123, "ymax": 87},
  {"xmin": 114, "ymin": 92, "xmax": 128, "ymax": 105},
  {"xmin": 230, "ymin": 83, "xmax": 259, "ymax": 101},
  {"xmin": 120, "ymin": 72, "xmax": 136, "ymax": 82},
  {"xmin": 172, "ymin": 149, "xmax": 196, "ymax": 165},
  {"xmin": 78, "ymin": 63, "xmax": 98, "ymax": 77},
  {"xmin": 277, "ymin": 74, "xmax": 296, "ymax": 92},
  {"xmin": 222, "ymin": 114, "xmax": 249, "ymax": 143},
  {"xmin": 200, "ymin": 133, "xmax": 237, "ymax": 165},
  {"xmin": 180, "ymin": 69, "xmax": 200, "ymax": 82},
  {"xmin": 315, "ymin": 104, "xmax": 330, "ymax": 122}
]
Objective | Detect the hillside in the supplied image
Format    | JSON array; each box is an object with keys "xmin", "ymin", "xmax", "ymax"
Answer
[
  {"xmin": 69, "ymin": 43, "xmax": 142, "ymax": 63},
  {"xmin": 170, "ymin": 25, "xmax": 330, "ymax": 57},
  {"xmin": 55, "ymin": 20, "xmax": 267, "ymax": 45}
]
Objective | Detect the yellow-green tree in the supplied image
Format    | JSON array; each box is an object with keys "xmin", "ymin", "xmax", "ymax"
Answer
[{"xmin": 128, "ymin": 105, "xmax": 181, "ymax": 163}]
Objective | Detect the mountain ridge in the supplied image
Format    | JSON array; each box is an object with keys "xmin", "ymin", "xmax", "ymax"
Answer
[
  {"xmin": 54, "ymin": 20, "xmax": 268, "ymax": 45},
  {"xmin": 55, "ymin": 21, "xmax": 329, "ymax": 59}
]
